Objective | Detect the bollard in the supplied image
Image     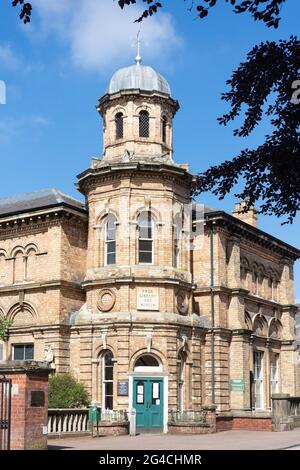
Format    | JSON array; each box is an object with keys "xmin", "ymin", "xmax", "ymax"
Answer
[{"xmin": 129, "ymin": 408, "xmax": 136, "ymax": 436}]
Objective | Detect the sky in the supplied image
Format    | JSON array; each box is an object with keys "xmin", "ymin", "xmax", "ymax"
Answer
[{"xmin": 0, "ymin": 0, "xmax": 299, "ymax": 297}]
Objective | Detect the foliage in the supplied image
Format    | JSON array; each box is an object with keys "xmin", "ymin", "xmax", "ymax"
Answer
[
  {"xmin": 0, "ymin": 315, "xmax": 13, "ymax": 341},
  {"xmin": 11, "ymin": 0, "xmax": 31, "ymax": 24},
  {"xmin": 194, "ymin": 36, "xmax": 300, "ymax": 223},
  {"xmin": 48, "ymin": 373, "xmax": 89, "ymax": 409},
  {"xmin": 118, "ymin": 0, "xmax": 286, "ymax": 27},
  {"xmin": 12, "ymin": 0, "xmax": 286, "ymax": 27}
]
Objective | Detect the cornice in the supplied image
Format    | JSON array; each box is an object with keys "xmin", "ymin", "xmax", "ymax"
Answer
[
  {"xmin": 0, "ymin": 206, "xmax": 87, "ymax": 238},
  {"xmin": 0, "ymin": 279, "xmax": 83, "ymax": 294},
  {"xmin": 82, "ymin": 276, "xmax": 194, "ymax": 290},
  {"xmin": 204, "ymin": 212, "xmax": 300, "ymax": 261},
  {"xmin": 76, "ymin": 161, "xmax": 194, "ymax": 196},
  {"xmin": 97, "ymin": 89, "xmax": 179, "ymax": 116}
]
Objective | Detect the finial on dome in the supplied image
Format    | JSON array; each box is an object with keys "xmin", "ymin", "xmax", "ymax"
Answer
[{"xmin": 135, "ymin": 28, "xmax": 142, "ymax": 66}]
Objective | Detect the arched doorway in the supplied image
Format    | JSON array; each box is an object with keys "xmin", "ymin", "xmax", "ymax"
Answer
[{"xmin": 130, "ymin": 354, "xmax": 167, "ymax": 433}]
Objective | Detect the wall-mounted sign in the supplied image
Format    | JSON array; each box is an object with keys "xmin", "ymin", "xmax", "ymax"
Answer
[
  {"xmin": 137, "ymin": 288, "xmax": 159, "ymax": 311},
  {"xmin": 230, "ymin": 379, "xmax": 245, "ymax": 392},
  {"xmin": 31, "ymin": 390, "xmax": 45, "ymax": 407},
  {"xmin": 117, "ymin": 380, "xmax": 129, "ymax": 396}
]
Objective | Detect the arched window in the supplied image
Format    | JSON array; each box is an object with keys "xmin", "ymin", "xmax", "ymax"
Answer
[
  {"xmin": 115, "ymin": 112, "xmax": 123, "ymax": 140},
  {"xmin": 134, "ymin": 354, "xmax": 162, "ymax": 371},
  {"xmin": 162, "ymin": 116, "xmax": 167, "ymax": 143},
  {"xmin": 173, "ymin": 213, "xmax": 182, "ymax": 268},
  {"xmin": 14, "ymin": 250, "xmax": 24, "ymax": 283},
  {"xmin": 105, "ymin": 215, "xmax": 116, "ymax": 265},
  {"xmin": 138, "ymin": 211, "xmax": 153, "ymax": 264},
  {"xmin": 139, "ymin": 111, "xmax": 149, "ymax": 137},
  {"xmin": 102, "ymin": 351, "xmax": 114, "ymax": 410}
]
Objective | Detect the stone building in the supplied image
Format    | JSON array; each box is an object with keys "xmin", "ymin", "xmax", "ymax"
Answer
[{"xmin": 0, "ymin": 57, "xmax": 299, "ymax": 432}]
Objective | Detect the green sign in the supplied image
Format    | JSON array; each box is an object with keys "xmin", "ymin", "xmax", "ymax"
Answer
[{"xmin": 230, "ymin": 379, "xmax": 245, "ymax": 392}]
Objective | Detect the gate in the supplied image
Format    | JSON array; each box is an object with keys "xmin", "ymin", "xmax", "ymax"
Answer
[{"xmin": 0, "ymin": 376, "xmax": 12, "ymax": 450}]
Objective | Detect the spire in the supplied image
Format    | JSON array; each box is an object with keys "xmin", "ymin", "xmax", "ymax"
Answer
[{"xmin": 135, "ymin": 27, "xmax": 142, "ymax": 65}]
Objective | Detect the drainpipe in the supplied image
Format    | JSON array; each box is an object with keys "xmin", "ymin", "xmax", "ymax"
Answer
[{"xmin": 209, "ymin": 220, "xmax": 215, "ymax": 404}]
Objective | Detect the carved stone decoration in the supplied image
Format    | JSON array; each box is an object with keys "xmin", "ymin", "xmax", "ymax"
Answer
[
  {"xmin": 97, "ymin": 289, "xmax": 116, "ymax": 312},
  {"xmin": 44, "ymin": 344, "xmax": 55, "ymax": 369},
  {"xmin": 176, "ymin": 290, "xmax": 189, "ymax": 315}
]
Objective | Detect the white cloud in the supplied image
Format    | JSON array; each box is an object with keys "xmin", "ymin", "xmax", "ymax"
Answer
[
  {"xmin": 0, "ymin": 43, "xmax": 21, "ymax": 69},
  {"xmin": 30, "ymin": 0, "xmax": 182, "ymax": 73},
  {"xmin": 0, "ymin": 115, "xmax": 49, "ymax": 144}
]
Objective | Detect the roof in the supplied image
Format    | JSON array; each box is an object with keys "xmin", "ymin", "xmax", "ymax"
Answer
[
  {"xmin": 107, "ymin": 63, "xmax": 171, "ymax": 96},
  {"xmin": 0, "ymin": 188, "xmax": 86, "ymax": 218}
]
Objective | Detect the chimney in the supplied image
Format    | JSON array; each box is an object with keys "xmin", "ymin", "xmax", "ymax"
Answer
[{"xmin": 232, "ymin": 201, "xmax": 258, "ymax": 228}]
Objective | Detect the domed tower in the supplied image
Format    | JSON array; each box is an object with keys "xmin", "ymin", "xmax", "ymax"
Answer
[
  {"xmin": 97, "ymin": 56, "xmax": 179, "ymax": 163},
  {"xmin": 75, "ymin": 57, "xmax": 204, "ymax": 432}
]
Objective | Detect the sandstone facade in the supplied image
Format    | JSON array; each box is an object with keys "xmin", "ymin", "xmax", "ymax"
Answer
[{"xmin": 0, "ymin": 60, "xmax": 299, "ymax": 432}]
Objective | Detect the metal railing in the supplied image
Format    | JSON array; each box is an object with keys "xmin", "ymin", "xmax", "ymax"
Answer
[
  {"xmin": 48, "ymin": 408, "xmax": 89, "ymax": 436},
  {"xmin": 168, "ymin": 409, "xmax": 206, "ymax": 425},
  {"xmin": 101, "ymin": 409, "xmax": 128, "ymax": 422}
]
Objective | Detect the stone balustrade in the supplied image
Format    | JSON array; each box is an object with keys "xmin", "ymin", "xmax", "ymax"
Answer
[{"xmin": 48, "ymin": 408, "xmax": 89, "ymax": 437}]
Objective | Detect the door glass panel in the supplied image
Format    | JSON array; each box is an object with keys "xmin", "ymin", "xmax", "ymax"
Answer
[
  {"xmin": 152, "ymin": 382, "xmax": 160, "ymax": 405},
  {"xmin": 136, "ymin": 381, "xmax": 144, "ymax": 404}
]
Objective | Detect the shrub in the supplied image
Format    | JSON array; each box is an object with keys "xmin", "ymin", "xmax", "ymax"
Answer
[{"xmin": 48, "ymin": 373, "xmax": 89, "ymax": 409}]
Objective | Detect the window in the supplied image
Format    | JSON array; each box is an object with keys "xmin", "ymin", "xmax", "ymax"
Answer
[
  {"xmin": 177, "ymin": 352, "xmax": 186, "ymax": 412},
  {"xmin": 270, "ymin": 353, "xmax": 279, "ymax": 398},
  {"xmin": 115, "ymin": 112, "xmax": 123, "ymax": 139},
  {"xmin": 138, "ymin": 212, "xmax": 153, "ymax": 264},
  {"xmin": 173, "ymin": 214, "xmax": 181, "ymax": 268},
  {"xmin": 254, "ymin": 351, "xmax": 264, "ymax": 409},
  {"xmin": 13, "ymin": 344, "xmax": 34, "ymax": 361},
  {"xmin": 105, "ymin": 215, "xmax": 116, "ymax": 265},
  {"xmin": 135, "ymin": 355, "xmax": 159, "ymax": 368},
  {"xmin": 162, "ymin": 116, "xmax": 167, "ymax": 143},
  {"xmin": 0, "ymin": 342, "xmax": 3, "ymax": 360},
  {"xmin": 139, "ymin": 111, "xmax": 149, "ymax": 137},
  {"xmin": 134, "ymin": 354, "xmax": 162, "ymax": 372},
  {"xmin": 253, "ymin": 273, "xmax": 259, "ymax": 295},
  {"xmin": 102, "ymin": 351, "xmax": 114, "ymax": 410}
]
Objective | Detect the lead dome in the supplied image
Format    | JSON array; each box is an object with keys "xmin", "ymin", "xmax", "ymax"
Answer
[{"xmin": 107, "ymin": 61, "xmax": 171, "ymax": 96}]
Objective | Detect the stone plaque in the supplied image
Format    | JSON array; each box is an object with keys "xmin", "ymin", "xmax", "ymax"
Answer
[
  {"xmin": 137, "ymin": 288, "xmax": 159, "ymax": 311},
  {"xmin": 117, "ymin": 380, "xmax": 129, "ymax": 396},
  {"xmin": 31, "ymin": 390, "xmax": 45, "ymax": 407}
]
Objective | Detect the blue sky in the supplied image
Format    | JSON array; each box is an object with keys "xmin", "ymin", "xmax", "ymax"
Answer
[{"xmin": 0, "ymin": 0, "xmax": 299, "ymax": 298}]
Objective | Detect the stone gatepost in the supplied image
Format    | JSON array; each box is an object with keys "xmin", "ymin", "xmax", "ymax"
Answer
[
  {"xmin": 0, "ymin": 360, "xmax": 51, "ymax": 450},
  {"xmin": 271, "ymin": 393, "xmax": 294, "ymax": 432}
]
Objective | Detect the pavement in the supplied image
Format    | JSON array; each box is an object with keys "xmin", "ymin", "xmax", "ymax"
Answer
[{"xmin": 48, "ymin": 428, "xmax": 300, "ymax": 450}]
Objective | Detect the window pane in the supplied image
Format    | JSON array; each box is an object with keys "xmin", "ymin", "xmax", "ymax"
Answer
[
  {"xmin": 139, "ymin": 240, "xmax": 152, "ymax": 252},
  {"xmin": 105, "ymin": 396, "xmax": 113, "ymax": 410},
  {"xmin": 105, "ymin": 382, "xmax": 113, "ymax": 396},
  {"xmin": 139, "ymin": 111, "xmax": 149, "ymax": 137},
  {"xmin": 105, "ymin": 352, "xmax": 113, "ymax": 366},
  {"xmin": 13, "ymin": 345, "xmax": 25, "ymax": 360},
  {"xmin": 107, "ymin": 252, "xmax": 116, "ymax": 265},
  {"xmin": 105, "ymin": 366, "xmax": 113, "ymax": 381},
  {"xmin": 139, "ymin": 251, "xmax": 152, "ymax": 264},
  {"xmin": 25, "ymin": 344, "xmax": 34, "ymax": 360},
  {"xmin": 115, "ymin": 113, "xmax": 123, "ymax": 139},
  {"xmin": 107, "ymin": 241, "xmax": 115, "ymax": 254}
]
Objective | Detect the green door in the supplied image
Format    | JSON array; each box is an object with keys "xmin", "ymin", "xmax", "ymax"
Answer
[{"xmin": 133, "ymin": 378, "xmax": 164, "ymax": 432}]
